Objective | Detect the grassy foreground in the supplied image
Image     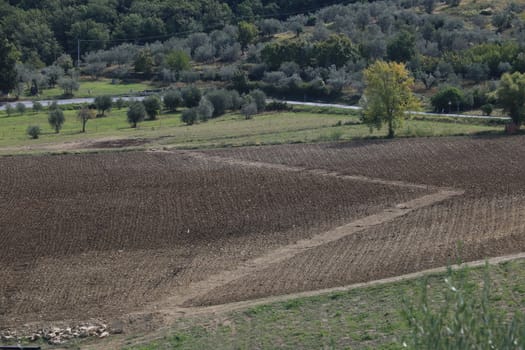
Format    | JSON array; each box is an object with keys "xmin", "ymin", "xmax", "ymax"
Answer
[
  {"xmin": 0, "ymin": 105, "xmax": 502, "ymax": 155},
  {"xmin": 121, "ymin": 258, "xmax": 525, "ymax": 350}
]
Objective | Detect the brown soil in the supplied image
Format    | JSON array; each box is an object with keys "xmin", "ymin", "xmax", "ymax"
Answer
[
  {"xmin": 87, "ymin": 138, "xmax": 149, "ymax": 148},
  {"xmin": 0, "ymin": 151, "xmax": 424, "ymax": 329},
  {"xmin": 189, "ymin": 136, "xmax": 525, "ymax": 305},
  {"xmin": 3, "ymin": 135, "xmax": 525, "ymax": 344}
]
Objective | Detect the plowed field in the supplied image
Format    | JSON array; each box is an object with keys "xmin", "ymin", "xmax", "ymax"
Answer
[
  {"xmin": 2, "ymin": 135, "xmax": 525, "ymax": 337},
  {"xmin": 192, "ymin": 136, "xmax": 525, "ymax": 305},
  {"xmin": 0, "ymin": 151, "xmax": 425, "ymax": 329}
]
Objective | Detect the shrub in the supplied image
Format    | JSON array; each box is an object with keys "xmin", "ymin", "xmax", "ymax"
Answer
[
  {"xmin": 163, "ymin": 90, "xmax": 183, "ymax": 112},
  {"xmin": 196, "ymin": 97, "xmax": 214, "ymax": 122},
  {"xmin": 94, "ymin": 95, "xmax": 112, "ymax": 117},
  {"xmin": 142, "ymin": 95, "xmax": 162, "ymax": 120},
  {"xmin": 249, "ymin": 89, "xmax": 267, "ymax": 112},
  {"xmin": 481, "ymin": 103, "xmax": 493, "ymax": 116},
  {"xmin": 180, "ymin": 70, "xmax": 200, "ymax": 83},
  {"xmin": 115, "ymin": 97, "xmax": 126, "ymax": 109},
  {"xmin": 127, "ymin": 101, "xmax": 145, "ymax": 128},
  {"xmin": 58, "ymin": 76, "xmax": 80, "ymax": 97},
  {"xmin": 26, "ymin": 125, "xmax": 41, "ymax": 139},
  {"xmin": 32, "ymin": 101, "xmax": 43, "ymax": 113},
  {"xmin": 5, "ymin": 104, "xmax": 14, "ymax": 117},
  {"xmin": 431, "ymin": 86, "xmax": 465, "ymax": 113},
  {"xmin": 181, "ymin": 108, "xmax": 198, "ymax": 125},
  {"xmin": 182, "ymin": 86, "xmax": 202, "ymax": 107},
  {"xmin": 205, "ymin": 89, "xmax": 231, "ymax": 118},
  {"xmin": 266, "ymin": 101, "xmax": 291, "ymax": 111},
  {"xmin": 48, "ymin": 108, "xmax": 65, "ymax": 133},
  {"xmin": 242, "ymin": 102, "xmax": 258, "ymax": 119},
  {"xmin": 16, "ymin": 103, "xmax": 26, "ymax": 115},
  {"xmin": 77, "ymin": 106, "xmax": 95, "ymax": 133}
]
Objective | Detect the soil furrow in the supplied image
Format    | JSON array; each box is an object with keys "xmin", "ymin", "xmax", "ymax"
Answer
[
  {"xmin": 149, "ymin": 189, "xmax": 462, "ymax": 318},
  {"xmin": 172, "ymin": 150, "xmax": 437, "ymax": 191}
]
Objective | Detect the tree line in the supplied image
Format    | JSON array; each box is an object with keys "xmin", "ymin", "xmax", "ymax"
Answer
[
  {"xmin": 20, "ymin": 86, "xmax": 268, "ymax": 139},
  {"xmin": 3, "ymin": 0, "xmax": 525, "ymax": 128}
]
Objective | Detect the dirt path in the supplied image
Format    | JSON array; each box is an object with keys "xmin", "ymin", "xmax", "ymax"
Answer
[
  {"xmin": 171, "ymin": 150, "xmax": 436, "ymax": 191},
  {"xmin": 153, "ymin": 190, "xmax": 462, "ymax": 312},
  {"xmin": 134, "ymin": 150, "xmax": 461, "ymax": 316},
  {"xmin": 82, "ymin": 251, "xmax": 525, "ymax": 350},
  {"xmin": 62, "ymin": 148, "xmax": 522, "ymax": 350},
  {"xmin": 162, "ymin": 251, "xmax": 525, "ymax": 316}
]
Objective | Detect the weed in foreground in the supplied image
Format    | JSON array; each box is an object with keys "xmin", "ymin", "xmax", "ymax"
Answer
[{"xmin": 402, "ymin": 264, "xmax": 525, "ymax": 349}]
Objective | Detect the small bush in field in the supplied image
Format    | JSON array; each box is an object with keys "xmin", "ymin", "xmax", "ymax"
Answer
[{"xmin": 27, "ymin": 125, "xmax": 41, "ymax": 139}]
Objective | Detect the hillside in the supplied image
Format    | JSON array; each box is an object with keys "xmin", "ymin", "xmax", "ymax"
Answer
[{"xmin": 1, "ymin": 0, "xmax": 524, "ymax": 106}]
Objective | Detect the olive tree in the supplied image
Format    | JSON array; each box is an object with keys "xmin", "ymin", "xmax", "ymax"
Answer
[
  {"xmin": 94, "ymin": 95, "xmax": 112, "ymax": 117},
  {"xmin": 181, "ymin": 108, "xmax": 198, "ymax": 125},
  {"xmin": 249, "ymin": 89, "xmax": 267, "ymax": 113},
  {"xmin": 127, "ymin": 101, "xmax": 146, "ymax": 128},
  {"xmin": 48, "ymin": 107, "xmax": 65, "ymax": 133},
  {"xmin": 58, "ymin": 76, "xmax": 79, "ymax": 97},
  {"xmin": 32, "ymin": 101, "xmax": 43, "ymax": 113},
  {"xmin": 16, "ymin": 103, "xmax": 26, "ymax": 115},
  {"xmin": 163, "ymin": 90, "xmax": 183, "ymax": 112},
  {"xmin": 78, "ymin": 106, "xmax": 95, "ymax": 133},
  {"xmin": 142, "ymin": 95, "xmax": 162, "ymax": 120},
  {"xmin": 196, "ymin": 97, "xmax": 214, "ymax": 122},
  {"xmin": 182, "ymin": 86, "xmax": 202, "ymax": 107},
  {"xmin": 241, "ymin": 102, "xmax": 258, "ymax": 119}
]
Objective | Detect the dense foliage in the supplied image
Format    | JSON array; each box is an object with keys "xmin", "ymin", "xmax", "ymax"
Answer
[{"xmin": 3, "ymin": 0, "xmax": 525, "ymax": 122}]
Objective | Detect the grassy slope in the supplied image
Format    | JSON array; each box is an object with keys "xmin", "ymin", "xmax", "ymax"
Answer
[
  {"xmin": 122, "ymin": 259, "xmax": 525, "ymax": 350},
  {"xmin": 23, "ymin": 78, "xmax": 154, "ymax": 100},
  {"xmin": 0, "ymin": 106, "xmax": 502, "ymax": 155}
]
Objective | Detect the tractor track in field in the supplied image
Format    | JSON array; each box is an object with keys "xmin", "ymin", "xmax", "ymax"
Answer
[
  {"xmin": 158, "ymin": 149, "xmax": 438, "ymax": 191},
  {"xmin": 114, "ymin": 150, "xmax": 464, "ymax": 335}
]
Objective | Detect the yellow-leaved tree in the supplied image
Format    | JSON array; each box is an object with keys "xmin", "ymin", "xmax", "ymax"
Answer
[{"xmin": 361, "ymin": 60, "xmax": 420, "ymax": 138}]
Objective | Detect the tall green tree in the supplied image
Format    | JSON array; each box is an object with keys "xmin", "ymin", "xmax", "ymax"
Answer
[
  {"xmin": 361, "ymin": 60, "xmax": 420, "ymax": 138},
  {"xmin": 497, "ymin": 72, "xmax": 525, "ymax": 130},
  {"xmin": 0, "ymin": 37, "xmax": 19, "ymax": 95}
]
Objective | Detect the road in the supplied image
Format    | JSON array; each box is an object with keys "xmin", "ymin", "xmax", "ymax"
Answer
[
  {"xmin": 0, "ymin": 96, "xmax": 146, "ymax": 111},
  {"xmin": 0, "ymin": 96, "xmax": 511, "ymax": 121},
  {"xmin": 282, "ymin": 100, "xmax": 511, "ymax": 121}
]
